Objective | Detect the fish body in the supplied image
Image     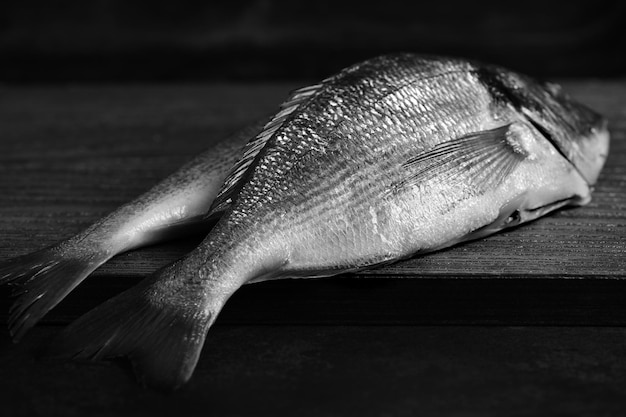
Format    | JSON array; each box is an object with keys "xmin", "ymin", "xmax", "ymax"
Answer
[
  {"xmin": 0, "ymin": 124, "xmax": 258, "ymax": 340},
  {"xmin": 197, "ymin": 54, "xmax": 607, "ymax": 281},
  {"xmin": 31, "ymin": 54, "xmax": 611, "ymax": 388}
]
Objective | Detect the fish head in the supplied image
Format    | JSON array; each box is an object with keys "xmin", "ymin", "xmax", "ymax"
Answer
[
  {"xmin": 479, "ymin": 67, "xmax": 610, "ymax": 186},
  {"xmin": 523, "ymin": 80, "xmax": 610, "ymax": 186}
]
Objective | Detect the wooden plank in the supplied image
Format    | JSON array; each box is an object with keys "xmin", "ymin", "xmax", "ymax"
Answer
[
  {"xmin": 2, "ymin": 325, "xmax": 626, "ymax": 416},
  {"xmin": 2, "ymin": 276, "xmax": 626, "ymax": 326},
  {"xmin": 0, "ymin": 81, "xmax": 624, "ymax": 325}
]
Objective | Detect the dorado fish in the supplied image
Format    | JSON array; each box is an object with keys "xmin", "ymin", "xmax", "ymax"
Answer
[
  {"xmin": 5, "ymin": 54, "xmax": 610, "ymax": 389},
  {"xmin": 0, "ymin": 124, "xmax": 260, "ymax": 341}
]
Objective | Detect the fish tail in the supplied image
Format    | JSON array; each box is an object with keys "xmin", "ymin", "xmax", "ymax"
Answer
[
  {"xmin": 0, "ymin": 245, "xmax": 109, "ymax": 342},
  {"xmin": 47, "ymin": 261, "xmax": 218, "ymax": 390}
]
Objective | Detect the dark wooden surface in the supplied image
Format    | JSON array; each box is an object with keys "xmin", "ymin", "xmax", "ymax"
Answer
[
  {"xmin": 0, "ymin": 81, "xmax": 624, "ymax": 325},
  {"xmin": 3, "ymin": 326, "xmax": 626, "ymax": 417},
  {"xmin": 0, "ymin": 81, "xmax": 625, "ymax": 415}
]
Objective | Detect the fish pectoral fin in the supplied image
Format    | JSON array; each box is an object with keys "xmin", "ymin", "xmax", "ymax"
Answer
[{"xmin": 398, "ymin": 124, "xmax": 528, "ymax": 192}]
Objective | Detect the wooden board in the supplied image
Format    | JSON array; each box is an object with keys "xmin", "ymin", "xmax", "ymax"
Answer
[
  {"xmin": 3, "ymin": 325, "xmax": 626, "ymax": 416},
  {"xmin": 0, "ymin": 81, "xmax": 625, "ymax": 325}
]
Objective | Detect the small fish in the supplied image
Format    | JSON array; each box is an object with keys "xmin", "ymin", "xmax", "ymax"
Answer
[
  {"xmin": 0, "ymin": 124, "xmax": 260, "ymax": 341},
  {"xmin": 9, "ymin": 54, "xmax": 611, "ymax": 389}
]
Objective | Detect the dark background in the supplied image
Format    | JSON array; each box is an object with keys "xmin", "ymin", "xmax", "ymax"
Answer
[
  {"xmin": 2, "ymin": 2, "xmax": 626, "ymax": 415},
  {"xmin": 2, "ymin": 0, "xmax": 626, "ymax": 84}
]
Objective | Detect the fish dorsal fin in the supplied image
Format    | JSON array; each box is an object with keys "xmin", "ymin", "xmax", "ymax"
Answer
[
  {"xmin": 398, "ymin": 124, "xmax": 528, "ymax": 193},
  {"xmin": 208, "ymin": 83, "xmax": 324, "ymax": 215}
]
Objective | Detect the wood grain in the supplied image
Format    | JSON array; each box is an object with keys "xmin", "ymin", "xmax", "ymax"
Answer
[
  {"xmin": 3, "ymin": 325, "xmax": 626, "ymax": 416},
  {"xmin": 0, "ymin": 81, "xmax": 624, "ymax": 325}
]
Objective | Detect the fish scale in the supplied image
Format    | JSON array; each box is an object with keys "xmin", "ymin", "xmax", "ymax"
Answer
[{"xmin": 261, "ymin": 79, "xmax": 488, "ymax": 233}]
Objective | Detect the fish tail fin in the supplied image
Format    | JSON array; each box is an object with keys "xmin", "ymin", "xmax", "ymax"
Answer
[
  {"xmin": 48, "ymin": 262, "xmax": 218, "ymax": 390},
  {"xmin": 0, "ymin": 245, "xmax": 109, "ymax": 342}
]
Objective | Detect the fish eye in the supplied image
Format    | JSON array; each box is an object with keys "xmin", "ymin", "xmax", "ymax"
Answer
[{"xmin": 505, "ymin": 210, "xmax": 521, "ymax": 225}]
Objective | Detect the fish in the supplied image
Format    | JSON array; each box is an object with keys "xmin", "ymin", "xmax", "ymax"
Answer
[
  {"xmin": 9, "ymin": 53, "xmax": 611, "ymax": 389},
  {"xmin": 0, "ymin": 123, "xmax": 261, "ymax": 341}
]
